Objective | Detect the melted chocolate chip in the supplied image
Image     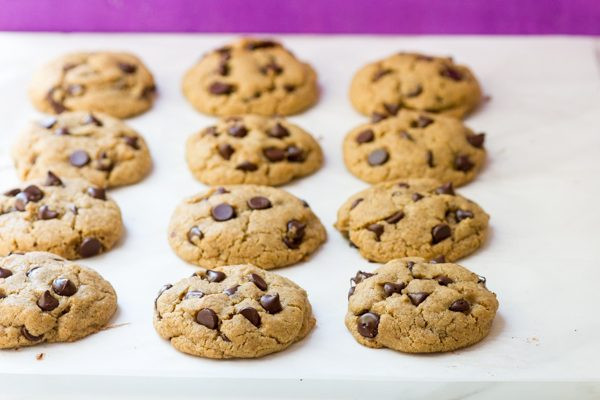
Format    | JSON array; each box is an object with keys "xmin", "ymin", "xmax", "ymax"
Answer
[
  {"xmin": 38, "ymin": 205, "xmax": 58, "ymax": 220},
  {"xmin": 236, "ymin": 161, "xmax": 258, "ymax": 171},
  {"xmin": 283, "ymin": 219, "xmax": 306, "ymax": 249},
  {"xmin": 435, "ymin": 275, "xmax": 454, "ymax": 286},
  {"xmin": 217, "ymin": 143, "xmax": 235, "ymax": 160},
  {"xmin": 449, "ymin": 299, "xmax": 470, "ymax": 313},
  {"xmin": 455, "ymin": 155, "xmax": 474, "ymax": 172},
  {"xmin": 350, "ymin": 198, "xmax": 363, "ymax": 210},
  {"xmin": 3, "ymin": 188, "xmax": 20, "ymax": 197},
  {"xmin": 78, "ymin": 238, "xmax": 102, "ymax": 257},
  {"xmin": 408, "ymin": 292, "xmax": 429, "ymax": 306},
  {"xmin": 83, "ymin": 113, "xmax": 102, "ymax": 126},
  {"xmin": 268, "ymin": 123, "xmax": 290, "ymax": 139},
  {"xmin": 383, "ymin": 103, "xmax": 400, "ymax": 115},
  {"xmin": 196, "ymin": 308, "xmax": 219, "ymax": 329},
  {"xmin": 118, "ymin": 62, "xmax": 137, "ymax": 73},
  {"xmin": 248, "ymin": 273, "xmax": 268, "ymax": 291},
  {"xmin": 228, "ymin": 124, "xmax": 248, "ymax": 138},
  {"xmin": 467, "ymin": 133, "xmax": 485, "ymax": 148},
  {"xmin": 411, "ymin": 116, "xmax": 434, "ymax": 128},
  {"xmin": 95, "ymin": 153, "xmax": 114, "ymax": 172},
  {"xmin": 187, "ymin": 226, "xmax": 203, "ymax": 243},
  {"xmin": 69, "ymin": 150, "xmax": 90, "ymax": 167},
  {"xmin": 367, "ymin": 224, "xmax": 384, "ymax": 241},
  {"xmin": 412, "ymin": 193, "xmax": 424, "ymax": 202},
  {"xmin": 52, "ymin": 278, "xmax": 77, "ymax": 296},
  {"xmin": 0, "ymin": 267, "xmax": 13, "ymax": 278},
  {"xmin": 87, "ymin": 187, "xmax": 106, "ymax": 200},
  {"xmin": 239, "ymin": 307, "xmax": 261, "ymax": 327},
  {"xmin": 431, "ymin": 224, "xmax": 451, "ymax": 244},
  {"xmin": 357, "ymin": 312, "xmax": 379, "ymax": 338},
  {"xmin": 15, "ymin": 185, "xmax": 44, "ymax": 211},
  {"xmin": 247, "ymin": 196, "xmax": 272, "ymax": 210},
  {"xmin": 37, "ymin": 290, "xmax": 59, "ymax": 311},
  {"xmin": 21, "ymin": 326, "xmax": 42, "ymax": 341},
  {"xmin": 385, "ymin": 211, "xmax": 404, "ymax": 224},
  {"xmin": 206, "ymin": 270, "xmax": 226, "ymax": 283},
  {"xmin": 184, "ymin": 290, "xmax": 204, "ymax": 299},
  {"xmin": 356, "ymin": 129, "xmax": 375, "ymax": 144},
  {"xmin": 436, "ymin": 182, "xmax": 455, "ymax": 195},
  {"xmin": 211, "ymin": 203, "xmax": 236, "ymax": 221},
  {"xmin": 406, "ymin": 261, "xmax": 415, "ymax": 272},
  {"xmin": 260, "ymin": 293, "xmax": 282, "ymax": 314},
  {"xmin": 398, "ymin": 182, "xmax": 410, "ymax": 188},
  {"xmin": 372, "ymin": 69, "xmax": 392, "ymax": 81},
  {"xmin": 124, "ymin": 136, "xmax": 140, "ymax": 149},
  {"xmin": 263, "ymin": 147, "xmax": 286, "ymax": 162},
  {"xmin": 44, "ymin": 171, "xmax": 63, "ymax": 187},
  {"xmin": 209, "ymin": 82, "xmax": 235, "ymax": 95},
  {"xmin": 368, "ymin": 149, "xmax": 389, "ymax": 166},
  {"xmin": 383, "ymin": 282, "xmax": 406, "ymax": 297},
  {"xmin": 224, "ymin": 285, "xmax": 239, "ymax": 296},
  {"xmin": 456, "ymin": 209, "xmax": 474, "ymax": 221}
]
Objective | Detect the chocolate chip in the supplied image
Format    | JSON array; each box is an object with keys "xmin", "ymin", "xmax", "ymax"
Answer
[
  {"xmin": 236, "ymin": 161, "xmax": 258, "ymax": 171},
  {"xmin": 14, "ymin": 192, "xmax": 29, "ymax": 211},
  {"xmin": 52, "ymin": 278, "xmax": 77, "ymax": 296},
  {"xmin": 455, "ymin": 155, "xmax": 474, "ymax": 172},
  {"xmin": 46, "ymin": 88, "xmax": 66, "ymax": 113},
  {"xmin": 436, "ymin": 182, "xmax": 455, "ymax": 195},
  {"xmin": 69, "ymin": 150, "xmax": 90, "ymax": 167},
  {"xmin": 184, "ymin": 290, "xmax": 204, "ymax": 300},
  {"xmin": 263, "ymin": 147, "xmax": 286, "ymax": 162},
  {"xmin": 371, "ymin": 112, "xmax": 387, "ymax": 123},
  {"xmin": 203, "ymin": 126, "xmax": 219, "ymax": 137},
  {"xmin": 196, "ymin": 308, "xmax": 219, "ymax": 329},
  {"xmin": 301, "ymin": 200, "xmax": 310, "ymax": 208},
  {"xmin": 411, "ymin": 116, "xmax": 434, "ymax": 128},
  {"xmin": 430, "ymin": 255, "xmax": 446, "ymax": 264},
  {"xmin": 440, "ymin": 66, "xmax": 463, "ymax": 81},
  {"xmin": 67, "ymin": 84, "xmax": 84, "ymax": 96},
  {"xmin": 21, "ymin": 326, "xmax": 42, "ymax": 341},
  {"xmin": 350, "ymin": 198, "xmax": 363, "ymax": 210},
  {"xmin": 477, "ymin": 275, "xmax": 487, "ymax": 286},
  {"xmin": 23, "ymin": 185, "xmax": 44, "ymax": 202},
  {"xmin": 3, "ymin": 188, "xmax": 20, "ymax": 197},
  {"xmin": 26, "ymin": 266, "xmax": 40, "ymax": 277},
  {"xmin": 372, "ymin": 69, "xmax": 392, "ymax": 81},
  {"xmin": 87, "ymin": 187, "xmax": 106, "ymax": 200},
  {"xmin": 38, "ymin": 205, "xmax": 58, "ymax": 220},
  {"xmin": 412, "ymin": 193, "xmax": 423, "ymax": 202},
  {"xmin": 385, "ymin": 211, "xmax": 404, "ymax": 224},
  {"xmin": 383, "ymin": 282, "xmax": 406, "ymax": 297},
  {"xmin": 449, "ymin": 299, "xmax": 470, "ymax": 313},
  {"xmin": 356, "ymin": 129, "xmax": 374, "ymax": 144},
  {"xmin": 426, "ymin": 150, "xmax": 435, "ymax": 167},
  {"xmin": 456, "ymin": 209, "xmax": 474, "ymax": 221},
  {"xmin": 95, "ymin": 153, "xmax": 113, "ymax": 172},
  {"xmin": 209, "ymin": 82, "xmax": 235, "ymax": 95},
  {"xmin": 55, "ymin": 127, "xmax": 70, "ymax": 136},
  {"xmin": 367, "ymin": 224, "xmax": 384, "ymax": 241},
  {"xmin": 239, "ymin": 307, "xmax": 261, "ymax": 327},
  {"xmin": 124, "ymin": 136, "xmax": 140, "ymax": 149},
  {"xmin": 248, "ymin": 273, "xmax": 268, "ymax": 291},
  {"xmin": 260, "ymin": 293, "xmax": 282, "ymax": 314},
  {"xmin": 228, "ymin": 124, "xmax": 248, "ymax": 138},
  {"xmin": 268, "ymin": 123, "xmax": 290, "ymax": 138},
  {"xmin": 283, "ymin": 219, "xmax": 306, "ymax": 249},
  {"xmin": 217, "ymin": 143, "xmax": 235, "ymax": 160},
  {"xmin": 357, "ymin": 312, "xmax": 379, "ymax": 338},
  {"xmin": 431, "ymin": 224, "xmax": 451, "ymax": 244},
  {"xmin": 0, "ymin": 267, "xmax": 12, "ymax": 278},
  {"xmin": 286, "ymin": 146, "xmax": 305, "ymax": 162},
  {"xmin": 260, "ymin": 62, "xmax": 283, "ymax": 75},
  {"xmin": 408, "ymin": 292, "xmax": 429, "ymax": 306},
  {"xmin": 187, "ymin": 226, "xmax": 203, "ymax": 243},
  {"xmin": 368, "ymin": 149, "xmax": 389, "ymax": 166},
  {"xmin": 398, "ymin": 182, "xmax": 410, "ymax": 188},
  {"xmin": 224, "ymin": 285, "xmax": 239, "ymax": 296},
  {"xmin": 211, "ymin": 203, "xmax": 236, "ymax": 221},
  {"xmin": 351, "ymin": 271, "xmax": 374, "ymax": 285},
  {"xmin": 246, "ymin": 40, "xmax": 279, "ymax": 50},
  {"xmin": 155, "ymin": 284, "xmax": 172, "ymax": 308},
  {"xmin": 383, "ymin": 103, "xmax": 400, "ymax": 115},
  {"xmin": 406, "ymin": 85, "xmax": 423, "ymax": 97},
  {"xmin": 118, "ymin": 62, "xmax": 137, "ymax": 73},
  {"xmin": 435, "ymin": 275, "xmax": 453, "ymax": 286},
  {"xmin": 83, "ymin": 113, "xmax": 102, "ymax": 126},
  {"xmin": 37, "ymin": 290, "xmax": 59, "ymax": 311},
  {"xmin": 217, "ymin": 60, "xmax": 229, "ymax": 76},
  {"xmin": 44, "ymin": 171, "xmax": 63, "ymax": 187},
  {"xmin": 40, "ymin": 117, "xmax": 58, "ymax": 129},
  {"xmin": 247, "ymin": 196, "xmax": 272, "ymax": 210},
  {"xmin": 348, "ymin": 286, "xmax": 356, "ymax": 299},
  {"xmin": 283, "ymin": 84, "xmax": 296, "ymax": 93},
  {"xmin": 206, "ymin": 270, "xmax": 226, "ymax": 283},
  {"xmin": 467, "ymin": 133, "xmax": 485, "ymax": 148},
  {"xmin": 400, "ymin": 131, "xmax": 414, "ymax": 141},
  {"xmin": 215, "ymin": 187, "xmax": 229, "ymax": 194},
  {"xmin": 78, "ymin": 238, "xmax": 102, "ymax": 257}
]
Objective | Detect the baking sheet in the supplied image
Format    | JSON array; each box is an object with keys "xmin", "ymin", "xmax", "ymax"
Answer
[{"xmin": 0, "ymin": 33, "xmax": 598, "ymax": 382}]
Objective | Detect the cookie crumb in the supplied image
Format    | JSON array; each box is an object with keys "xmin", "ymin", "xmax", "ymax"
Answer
[{"xmin": 36, "ymin": 353, "xmax": 44, "ymax": 360}]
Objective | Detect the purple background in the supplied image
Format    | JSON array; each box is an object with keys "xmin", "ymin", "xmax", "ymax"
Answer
[{"xmin": 0, "ymin": 0, "xmax": 598, "ymax": 34}]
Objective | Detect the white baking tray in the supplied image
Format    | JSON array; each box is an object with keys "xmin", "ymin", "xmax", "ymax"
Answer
[{"xmin": 0, "ymin": 34, "xmax": 599, "ymax": 397}]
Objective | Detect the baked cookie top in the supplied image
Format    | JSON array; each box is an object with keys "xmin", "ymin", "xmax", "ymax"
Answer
[
  {"xmin": 12, "ymin": 111, "xmax": 152, "ymax": 188},
  {"xmin": 350, "ymin": 52, "xmax": 482, "ymax": 119},
  {"xmin": 168, "ymin": 185, "xmax": 327, "ymax": 270},
  {"xmin": 0, "ymin": 174, "xmax": 123, "ymax": 259},
  {"xmin": 345, "ymin": 257, "xmax": 498, "ymax": 353},
  {"xmin": 343, "ymin": 110, "xmax": 485, "ymax": 186},
  {"xmin": 335, "ymin": 179, "xmax": 489, "ymax": 263},
  {"xmin": 28, "ymin": 51, "xmax": 156, "ymax": 118},
  {"xmin": 154, "ymin": 264, "xmax": 314, "ymax": 359},
  {"xmin": 186, "ymin": 114, "xmax": 323, "ymax": 186},
  {"xmin": 182, "ymin": 38, "xmax": 319, "ymax": 116},
  {"xmin": 0, "ymin": 251, "xmax": 117, "ymax": 349}
]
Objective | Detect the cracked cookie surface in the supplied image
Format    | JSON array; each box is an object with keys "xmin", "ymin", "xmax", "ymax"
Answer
[
  {"xmin": 182, "ymin": 38, "xmax": 319, "ymax": 116},
  {"xmin": 154, "ymin": 264, "xmax": 314, "ymax": 358},
  {"xmin": 0, "ymin": 174, "xmax": 123, "ymax": 259},
  {"xmin": 0, "ymin": 251, "xmax": 117, "ymax": 349},
  {"xmin": 346, "ymin": 257, "xmax": 498, "ymax": 353},
  {"xmin": 29, "ymin": 51, "xmax": 156, "ymax": 118},
  {"xmin": 343, "ymin": 110, "xmax": 485, "ymax": 186},
  {"xmin": 335, "ymin": 179, "xmax": 488, "ymax": 262},
  {"xmin": 350, "ymin": 52, "xmax": 482, "ymax": 119},
  {"xmin": 12, "ymin": 111, "xmax": 152, "ymax": 188},
  {"xmin": 186, "ymin": 114, "xmax": 323, "ymax": 186},
  {"xmin": 168, "ymin": 185, "xmax": 326, "ymax": 269}
]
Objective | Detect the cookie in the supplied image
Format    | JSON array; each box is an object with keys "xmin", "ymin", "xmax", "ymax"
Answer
[
  {"xmin": 349, "ymin": 52, "xmax": 482, "ymax": 119},
  {"xmin": 12, "ymin": 111, "xmax": 152, "ymax": 188},
  {"xmin": 0, "ymin": 251, "xmax": 117, "ymax": 349},
  {"xmin": 346, "ymin": 257, "xmax": 498, "ymax": 353},
  {"xmin": 0, "ymin": 174, "xmax": 123, "ymax": 259},
  {"xmin": 154, "ymin": 264, "xmax": 314, "ymax": 358},
  {"xmin": 182, "ymin": 38, "xmax": 319, "ymax": 116},
  {"xmin": 335, "ymin": 179, "xmax": 489, "ymax": 263},
  {"xmin": 28, "ymin": 51, "xmax": 156, "ymax": 118},
  {"xmin": 343, "ymin": 110, "xmax": 485, "ymax": 186},
  {"xmin": 168, "ymin": 185, "xmax": 326, "ymax": 269},
  {"xmin": 186, "ymin": 115, "xmax": 323, "ymax": 186}
]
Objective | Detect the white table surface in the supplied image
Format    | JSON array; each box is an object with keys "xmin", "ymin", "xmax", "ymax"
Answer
[{"xmin": 0, "ymin": 33, "xmax": 599, "ymax": 399}]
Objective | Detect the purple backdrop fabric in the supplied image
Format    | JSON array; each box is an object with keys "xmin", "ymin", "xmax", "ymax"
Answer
[{"xmin": 0, "ymin": 0, "xmax": 598, "ymax": 34}]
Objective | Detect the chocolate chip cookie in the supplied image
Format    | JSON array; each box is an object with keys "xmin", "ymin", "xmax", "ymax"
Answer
[
  {"xmin": 29, "ymin": 51, "xmax": 156, "ymax": 118},
  {"xmin": 0, "ymin": 173, "xmax": 123, "ymax": 259},
  {"xmin": 0, "ymin": 251, "xmax": 117, "ymax": 349},
  {"xmin": 12, "ymin": 111, "xmax": 152, "ymax": 188},
  {"xmin": 182, "ymin": 38, "xmax": 319, "ymax": 116},
  {"xmin": 186, "ymin": 115, "xmax": 323, "ymax": 186},
  {"xmin": 168, "ymin": 185, "xmax": 326, "ymax": 269},
  {"xmin": 154, "ymin": 264, "xmax": 314, "ymax": 358},
  {"xmin": 335, "ymin": 179, "xmax": 489, "ymax": 263},
  {"xmin": 343, "ymin": 110, "xmax": 485, "ymax": 186},
  {"xmin": 350, "ymin": 52, "xmax": 482, "ymax": 119},
  {"xmin": 346, "ymin": 257, "xmax": 498, "ymax": 353}
]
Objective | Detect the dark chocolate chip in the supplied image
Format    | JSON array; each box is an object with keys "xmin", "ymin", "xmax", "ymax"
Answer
[
  {"xmin": 26, "ymin": 266, "xmax": 40, "ymax": 277},
  {"xmin": 467, "ymin": 133, "xmax": 485, "ymax": 148},
  {"xmin": 284, "ymin": 84, "xmax": 296, "ymax": 93},
  {"xmin": 301, "ymin": 200, "xmax": 310, "ymax": 208},
  {"xmin": 206, "ymin": 270, "xmax": 226, "ymax": 283},
  {"xmin": 400, "ymin": 131, "xmax": 414, "ymax": 141},
  {"xmin": 411, "ymin": 116, "xmax": 434, "ymax": 128},
  {"xmin": 263, "ymin": 147, "xmax": 286, "ymax": 162},
  {"xmin": 286, "ymin": 146, "xmax": 305, "ymax": 162},
  {"xmin": 435, "ymin": 275, "xmax": 454, "ymax": 286},
  {"xmin": 431, "ymin": 224, "xmax": 451, "ymax": 244},
  {"xmin": 87, "ymin": 187, "xmax": 106, "ymax": 200},
  {"xmin": 430, "ymin": 255, "xmax": 446, "ymax": 264},
  {"xmin": 456, "ymin": 209, "xmax": 474, "ymax": 221},
  {"xmin": 412, "ymin": 193, "xmax": 424, "ymax": 202},
  {"xmin": 44, "ymin": 171, "xmax": 63, "ymax": 187},
  {"xmin": 0, "ymin": 267, "xmax": 12, "ymax": 278},
  {"xmin": 351, "ymin": 271, "xmax": 374, "ymax": 285},
  {"xmin": 124, "ymin": 136, "xmax": 140, "ymax": 149},
  {"xmin": 435, "ymin": 182, "xmax": 455, "ymax": 195},
  {"xmin": 203, "ymin": 126, "xmax": 219, "ymax": 137},
  {"xmin": 283, "ymin": 219, "xmax": 306, "ymax": 249},
  {"xmin": 118, "ymin": 62, "xmax": 137, "ymax": 73},
  {"xmin": 52, "ymin": 278, "xmax": 77, "ymax": 296},
  {"xmin": 383, "ymin": 282, "xmax": 406, "ymax": 297},
  {"xmin": 397, "ymin": 182, "xmax": 410, "ymax": 188},
  {"xmin": 236, "ymin": 161, "xmax": 258, "ymax": 171},
  {"xmin": 3, "ymin": 188, "xmax": 21, "ymax": 197},
  {"xmin": 385, "ymin": 211, "xmax": 404, "ymax": 224},
  {"xmin": 211, "ymin": 203, "xmax": 236, "ymax": 221},
  {"xmin": 154, "ymin": 284, "xmax": 172, "ymax": 308},
  {"xmin": 184, "ymin": 290, "xmax": 205, "ymax": 299},
  {"xmin": 46, "ymin": 88, "xmax": 66, "ymax": 113},
  {"xmin": 383, "ymin": 103, "xmax": 400, "ymax": 115},
  {"xmin": 83, "ymin": 113, "xmax": 102, "ymax": 126},
  {"xmin": 454, "ymin": 155, "xmax": 474, "ymax": 172},
  {"xmin": 247, "ymin": 196, "xmax": 272, "ymax": 210},
  {"xmin": 449, "ymin": 299, "xmax": 471, "ymax": 313},
  {"xmin": 215, "ymin": 187, "xmax": 229, "ymax": 194},
  {"xmin": 69, "ymin": 150, "xmax": 90, "ymax": 167},
  {"xmin": 14, "ymin": 192, "xmax": 29, "ymax": 211},
  {"xmin": 239, "ymin": 307, "xmax": 261, "ymax": 327},
  {"xmin": 40, "ymin": 117, "xmax": 57, "ymax": 129},
  {"xmin": 78, "ymin": 238, "xmax": 102, "ymax": 257},
  {"xmin": 371, "ymin": 112, "xmax": 387, "ymax": 123},
  {"xmin": 217, "ymin": 61, "xmax": 229, "ymax": 76},
  {"xmin": 187, "ymin": 226, "xmax": 203, "ymax": 243},
  {"xmin": 248, "ymin": 273, "xmax": 268, "ymax": 291},
  {"xmin": 426, "ymin": 150, "xmax": 435, "ymax": 167},
  {"xmin": 407, "ymin": 261, "xmax": 415, "ymax": 272},
  {"xmin": 408, "ymin": 292, "xmax": 430, "ymax": 306},
  {"xmin": 260, "ymin": 293, "xmax": 282, "ymax": 314},
  {"xmin": 268, "ymin": 123, "xmax": 290, "ymax": 139},
  {"xmin": 356, "ymin": 129, "xmax": 374, "ymax": 144},
  {"xmin": 54, "ymin": 127, "xmax": 70, "ymax": 136},
  {"xmin": 406, "ymin": 84, "xmax": 423, "ymax": 97},
  {"xmin": 350, "ymin": 198, "xmax": 363, "ymax": 210},
  {"xmin": 367, "ymin": 149, "xmax": 389, "ymax": 166},
  {"xmin": 357, "ymin": 312, "xmax": 379, "ymax": 338},
  {"xmin": 21, "ymin": 326, "xmax": 42, "ymax": 341},
  {"xmin": 372, "ymin": 69, "xmax": 392, "ymax": 81},
  {"xmin": 348, "ymin": 286, "xmax": 356, "ymax": 299},
  {"xmin": 440, "ymin": 66, "xmax": 464, "ymax": 81},
  {"xmin": 224, "ymin": 285, "xmax": 239, "ymax": 296},
  {"xmin": 260, "ymin": 62, "xmax": 283, "ymax": 75},
  {"xmin": 196, "ymin": 308, "xmax": 219, "ymax": 329},
  {"xmin": 367, "ymin": 224, "xmax": 384, "ymax": 241},
  {"xmin": 23, "ymin": 185, "xmax": 44, "ymax": 202},
  {"xmin": 38, "ymin": 205, "xmax": 58, "ymax": 220},
  {"xmin": 95, "ymin": 153, "xmax": 113, "ymax": 172},
  {"xmin": 209, "ymin": 82, "xmax": 235, "ymax": 95},
  {"xmin": 228, "ymin": 124, "xmax": 248, "ymax": 138},
  {"xmin": 37, "ymin": 290, "xmax": 59, "ymax": 311},
  {"xmin": 217, "ymin": 143, "xmax": 235, "ymax": 160}
]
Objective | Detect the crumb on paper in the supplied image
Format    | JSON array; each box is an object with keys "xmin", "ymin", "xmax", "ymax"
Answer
[
  {"xmin": 36, "ymin": 353, "xmax": 44, "ymax": 361},
  {"xmin": 100, "ymin": 322, "xmax": 131, "ymax": 331},
  {"xmin": 526, "ymin": 337, "xmax": 540, "ymax": 346}
]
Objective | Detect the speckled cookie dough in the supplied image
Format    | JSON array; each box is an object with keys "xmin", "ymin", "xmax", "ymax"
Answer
[
  {"xmin": 154, "ymin": 264, "xmax": 315, "ymax": 358},
  {"xmin": 0, "ymin": 251, "xmax": 117, "ymax": 349},
  {"xmin": 335, "ymin": 178, "xmax": 489, "ymax": 263},
  {"xmin": 168, "ymin": 185, "xmax": 326, "ymax": 269},
  {"xmin": 182, "ymin": 38, "xmax": 319, "ymax": 116}
]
